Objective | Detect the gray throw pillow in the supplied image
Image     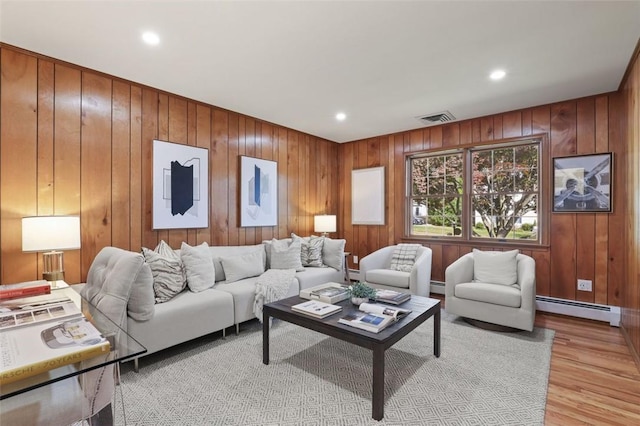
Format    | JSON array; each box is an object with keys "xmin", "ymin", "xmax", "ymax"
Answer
[
  {"xmin": 180, "ymin": 242, "xmax": 216, "ymax": 292},
  {"xmin": 270, "ymin": 238, "xmax": 304, "ymax": 271},
  {"xmin": 219, "ymin": 250, "xmax": 265, "ymax": 283},
  {"xmin": 291, "ymin": 233, "xmax": 324, "ymax": 267},
  {"xmin": 142, "ymin": 242, "xmax": 186, "ymax": 303},
  {"xmin": 318, "ymin": 237, "xmax": 345, "ymax": 271}
]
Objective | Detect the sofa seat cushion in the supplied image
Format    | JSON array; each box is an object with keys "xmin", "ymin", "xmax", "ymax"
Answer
[
  {"xmin": 295, "ymin": 267, "xmax": 344, "ymax": 291},
  {"xmin": 365, "ymin": 269, "xmax": 410, "ymax": 289},
  {"xmin": 127, "ymin": 288, "xmax": 234, "ymax": 356},
  {"xmin": 454, "ymin": 282, "xmax": 522, "ymax": 308}
]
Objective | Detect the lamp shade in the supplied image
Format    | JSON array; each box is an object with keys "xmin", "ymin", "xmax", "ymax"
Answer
[
  {"xmin": 314, "ymin": 215, "xmax": 337, "ymax": 234},
  {"xmin": 22, "ymin": 216, "xmax": 81, "ymax": 252}
]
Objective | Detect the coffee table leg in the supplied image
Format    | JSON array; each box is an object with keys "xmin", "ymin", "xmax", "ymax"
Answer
[
  {"xmin": 372, "ymin": 345, "xmax": 385, "ymax": 420},
  {"xmin": 434, "ymin": 307, "xmax": 441, "ymax": 358},
  {"xmin": 263, "ymin": 312, "xmax": 269, "ymax": 365}
]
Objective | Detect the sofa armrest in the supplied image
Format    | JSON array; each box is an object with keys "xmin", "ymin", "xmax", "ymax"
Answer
[
  {"xmin": 409, "ymin": 247, "xmax": 432, "ymax": 297},
  {"xmin": 517, "ymin": 254, "xmax": 536, "ymax": 313},
  {"xmin": 444, "ymin": 253, "xmax": 474, "ymax": 297},
  {"xmin": 359, "ymin": 246, "xmax": 393, "ymax": 278}
]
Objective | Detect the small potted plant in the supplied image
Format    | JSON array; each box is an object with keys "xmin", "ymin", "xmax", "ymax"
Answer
[{"xmin": 347, "ymin": 281, "xmax": 377, "ymax": 305}]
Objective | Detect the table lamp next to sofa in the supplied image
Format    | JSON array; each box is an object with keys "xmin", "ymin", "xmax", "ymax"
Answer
[
  {"xmin": 314, "ymin": 215, "xmax": 336, "ymax": 237},
  {"xmin": 22, "ymin": 215, "xmax": 81, "ymax": 288}
]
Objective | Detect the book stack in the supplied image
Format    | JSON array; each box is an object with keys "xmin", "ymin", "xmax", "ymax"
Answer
[
  {"xmin": 375, "ymin": 289, "xmax": 411, "ymax": 305},
  {"xmin": 299, "ymin": 282, "xmax": 349, "ymax": 304},
  {"xmin": 291, "ymin": 300, "xmax": 342, "ymax": 319},
  {"xmin": 0, "ymin": 280, "xmax": 51, "ymax": 300},
  {"xmin": 0, "ymin": 293, "xmax": 111, "ymax": 385}
]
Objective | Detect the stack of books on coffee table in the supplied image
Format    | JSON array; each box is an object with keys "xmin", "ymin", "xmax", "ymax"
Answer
[{"xmin": 375, "ymin": 289, "xmax": 411, "ymax": 305}]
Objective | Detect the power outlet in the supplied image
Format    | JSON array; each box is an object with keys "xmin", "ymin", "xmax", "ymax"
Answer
[
  {"xmin": 577, "ymin": 279, "xmax": 593, "ymax": 292},
  {"xmin": 353, "ymin": 255, "xmax": 359, "ymax": 264}
]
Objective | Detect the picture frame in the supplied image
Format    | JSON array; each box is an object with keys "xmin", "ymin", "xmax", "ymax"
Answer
[
  {"xmin": 152, "ymin": 140, "xmax": 209, "ymax": 229},
  {"xmin": 240, "ymin": 156, "xmax": 278, "ymax": 227},
  {"xmin": 352, "ymin": 166, "xmax": 385, "ymax": 225},
  {"xmin": 552, "ymin": 153, "xmax": 612, "ymax": 213}
]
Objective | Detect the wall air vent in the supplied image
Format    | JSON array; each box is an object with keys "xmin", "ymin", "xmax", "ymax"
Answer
[{"xmin": 416, "ymin": 111, "xmax": 456, "ymax": 126}]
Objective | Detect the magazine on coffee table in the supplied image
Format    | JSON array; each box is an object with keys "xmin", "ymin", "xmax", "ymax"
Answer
[
  {"xmin": 0, "ymin": 294, "xmax": 81, "ymax": 330},
  {"xmin": 291, "ymin": 300, "xmax": 342, "ymax": 319},
  {"xmin": 375, "ymin": 289, "xmax": 411, "ymax": 305},
  {"xmin": 338, "ymin": 302, "xmax": 412, "ymax": 333}
]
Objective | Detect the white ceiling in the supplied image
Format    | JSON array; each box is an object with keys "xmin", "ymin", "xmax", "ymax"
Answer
[{"xmin": 1, "ymin": 1, "xmax": 639, "ymax": 143}]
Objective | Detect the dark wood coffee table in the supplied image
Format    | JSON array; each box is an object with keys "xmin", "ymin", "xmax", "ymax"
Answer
[{"xmin": 262, "ymin": 295, "xmax": 441, "ymax": 421}]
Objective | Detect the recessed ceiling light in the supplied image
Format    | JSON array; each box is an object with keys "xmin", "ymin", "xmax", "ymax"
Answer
[
  {"xmin": 490, "ymin": 69, "xmax": 506, "ymax": 81},
  {"xmin": 142, "ymin": 31, "xmax": 160, "ymax": 46},
  {"xmin": 336, "ymin": 112, "xmax": 346, "ymax": 121}
]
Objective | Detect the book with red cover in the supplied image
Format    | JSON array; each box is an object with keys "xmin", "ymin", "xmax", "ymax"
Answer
[{"xmin": 0, "ymin": 281, "xmax": 51, "ymax": 300}]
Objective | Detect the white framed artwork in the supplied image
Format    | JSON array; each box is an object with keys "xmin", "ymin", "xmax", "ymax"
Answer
[
  {"xmin": 240, "ymin": 156, "xmax": 278, "ymax": 227},
  {"xmin": 352, "ymin": 166, "xmax": 385, "ymax": 225},
  {"xmin": 152, "ymin": 140, "xmax": 209, "ymax": 229}
]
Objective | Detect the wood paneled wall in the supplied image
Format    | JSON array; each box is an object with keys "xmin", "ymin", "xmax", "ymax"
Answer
[
  {"xmin": 338, "ymin": 94, "xmax": 626, "ymax": 306},
  {"xmin": 621, "ymin": 41, "xmax": 640, "ymax": 367},
  {"xmin": 0, "ymin": 45, "xmax": 339, "ymax": 284}
]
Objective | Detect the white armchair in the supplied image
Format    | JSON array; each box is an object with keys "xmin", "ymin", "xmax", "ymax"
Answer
[
  {"xmin": 445, "ymin": 250, "xmax": 536, "ymax": 332},
  {"xmin": 359, "ymin": 245, "xmax": 432, "ymax": 297}
]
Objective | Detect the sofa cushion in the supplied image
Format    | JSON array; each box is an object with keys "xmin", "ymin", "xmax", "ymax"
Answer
[
  {"xmin": 209, "ymin": 245, "xmax": 266, "ymax": 282},
  {"xmin": 473, "ymin": 249, "xmax": 519, "ymax": 286},
  {"xmin": 454, "ymin": 281, "xmax": 522, "ymax": 308},
  {"xmin": 270, "ymin": 239, "xmax": 304, "ymax": 271},
  {"xmin": 82, "ymin": 246, "xmax": 154, "ymax": 327},
  {"xmin": 219, "ymin": 250, "xmax": 265, "ymax": 283},
  {"xmin": 180, "ymin": 242, "xmax": 216, "ymax": 292},
  {"xmin": 365, "ymin": 269, "xmax": 410, "ymax": 289},
  {"xmin": 318, "ymin": 237, "xmax": 346, "ymax": 271},
  {"xmin": 291, "ymin": 233, "xmax": 324, "ymax": 267},
  {"xmin": 141, "ymin": 243, "xmax": 186, "ymax": 303}
]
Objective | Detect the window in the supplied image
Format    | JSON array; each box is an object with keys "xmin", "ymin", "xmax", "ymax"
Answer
[{"xmin": 408, "ymin": 137, "xmax": 541, "ymax": 243}]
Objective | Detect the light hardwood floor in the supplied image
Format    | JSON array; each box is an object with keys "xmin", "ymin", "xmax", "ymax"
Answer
[{"xmin": 537, "ymin": 312, "xmax": 640, "ymax": 425}]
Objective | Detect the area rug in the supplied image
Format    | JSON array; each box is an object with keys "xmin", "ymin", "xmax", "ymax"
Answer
[{"xmin": 114, "ymin": 311, "xmax": 553, "ymax": 425}]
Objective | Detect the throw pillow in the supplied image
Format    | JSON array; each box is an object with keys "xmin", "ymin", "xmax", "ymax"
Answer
[
  {"xmin": 141, "ymin": 244, "xmax": 186, "ymax": 303},
  {"xmin": 270, "ymin": 238, "xmax": 304, "ymax": 271},
  {"xmin": 219, "ymin": 250, "xmax": 265, "ymax": 283},
  {"xmin": 291, "ymin": 233, "xmax": 324, "ymax": 267},
  {"xmin": 473, "ymin": 249, "xmax": 519, "ymax": 286},
  {"xmin": 319, "ymin": 237, "xmax": 346, "ymax": 271},
  {"xmin": 180, "ymin": 242, "xmax": 216, "ymax": 292},
  {"xmin": 389, "ymin": 244, "xmax": 421, "ymax": 272}
]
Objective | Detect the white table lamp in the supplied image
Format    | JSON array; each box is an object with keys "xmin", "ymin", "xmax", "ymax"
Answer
[
  {"xmin": 22, "ymin": 216, "xmax": 81, "ymax": 285},
  {"xmin": 314, "ymin": 215, "xmax": 336, "ymax": 237}
]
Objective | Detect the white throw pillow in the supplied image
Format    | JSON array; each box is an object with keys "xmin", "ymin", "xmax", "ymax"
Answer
[
  {"xmin": 180, "ymin": 242, "xmax": 216, "ymax": 292},
  {"xmin": 141, "ymin": 240, "xmax": 186, "ymax": 303},
  {"xmin": 473, "ymin": 249, "xmax": 519, "ymax": 286},
  {"xmin": 291, "ymin": 233, "xmax": 324, "ymax": 267},
  {"xmin": 319, "ymin": 237, "xmax": 346, "ymax": 271},
  {"xmin": 270, "ymin": 239, "xmax": 304, "ymax": 271},
  {"xmin": 219, "ymin": 250, "xmax": 265, "ymax": 283}
]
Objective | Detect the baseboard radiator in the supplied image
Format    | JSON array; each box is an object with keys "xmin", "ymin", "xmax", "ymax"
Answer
[{"xmin": 430, "ymin": 280, "xmax": 621, "ymax": 327}]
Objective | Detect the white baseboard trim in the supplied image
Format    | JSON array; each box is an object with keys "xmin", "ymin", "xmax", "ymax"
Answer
[{"xmin": 430, "ymin": 280, "xmax": 620, "ymax": 327}]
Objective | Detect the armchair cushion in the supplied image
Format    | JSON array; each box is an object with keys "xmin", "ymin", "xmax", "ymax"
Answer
[
  {"xmin": 454, "ymin": 282, "xmax": 522, "ymax": 308},
  {"xmin": 390, "ymin": 243, "xmax": 421, "ymax": 272},
  {"xmin": 473, "ymin": 249, "xmax": 519, "ymax": 286},
  {"xmin": 365, "ymin": 269, "xmax": 410, "ymax": 289}
]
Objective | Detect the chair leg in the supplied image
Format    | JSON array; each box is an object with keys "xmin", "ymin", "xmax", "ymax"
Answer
[
  {"xmin": 133, "ymin": 357, "xmax": 139, "ymax": 373},
  {"xmin": 222, "ymin": 327, "xmax": 226, "ymax": 339},
  {"xmin": 235, "ymin": 323, "xmax": 239, "ymax": 335}
]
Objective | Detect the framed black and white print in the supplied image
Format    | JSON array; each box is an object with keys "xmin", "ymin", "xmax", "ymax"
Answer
[
  {"xmin": 553, "ymin": 153, "xmax": 612, "ymax": 213},
  {"xmin": 240, "ymin": 156, "xmax": 278, "ymax": 227},
  {"xmin": 153, "ymin": 140, "xmax": 209, "ymax": 229}
]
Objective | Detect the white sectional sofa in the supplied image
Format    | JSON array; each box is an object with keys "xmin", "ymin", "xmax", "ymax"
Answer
[{"xmin": 81, "ymin": 237, "xmax": 346, "ymax": 370}]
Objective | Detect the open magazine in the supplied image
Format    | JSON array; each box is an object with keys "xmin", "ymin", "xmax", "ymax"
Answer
[
  {"xmin": 0, "ymin": 294, "xmax": 81, "ymax": 330},
  {"xmin": 338, "ymin": 302, "xmax": 412, "ymax": 333}
]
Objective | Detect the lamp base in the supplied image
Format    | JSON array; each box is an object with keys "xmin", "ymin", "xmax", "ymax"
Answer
[{"xmin": 43, "ymin": 271, "xmax": 64, "ymax": 281}]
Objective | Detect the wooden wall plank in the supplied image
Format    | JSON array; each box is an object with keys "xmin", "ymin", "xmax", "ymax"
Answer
[
  {"xmin": 196, "ymin": 104, "xmax": 212, "ymax": 245},
  {"xmin": 141, "ymin": 89, "xmax": 158, "ymax": 250},
  {"xmin": 53, "ymin": 64, "xmax": 82, "ymax": 283},
  {"xmin": 80, "ymin": 72, "xmax": 113, "ymax": 277},
  {"xmin": 0, "ymin": 49, "xmax": 38, "ymax": 284},
  {"xmin": 112, "ymin": 80, "xmax": 131, "ymax": 250},
  {"xmin": 167, "ymin": 97, "xmax": 188, "ymax": 248},
  {"xmin": 130, "ymin": 86, "xmax": 143, "ymax": 252}
]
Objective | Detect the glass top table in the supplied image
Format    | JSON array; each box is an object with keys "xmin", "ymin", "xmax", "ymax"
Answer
[{"xmin": 0, "ymin": 286, "xmax": 146, "ymax": 400}]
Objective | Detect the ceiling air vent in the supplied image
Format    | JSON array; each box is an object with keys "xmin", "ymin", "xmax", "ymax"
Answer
[{"xmin": 416, "ymin": 111, "xmax": 456, "ymax": 126}]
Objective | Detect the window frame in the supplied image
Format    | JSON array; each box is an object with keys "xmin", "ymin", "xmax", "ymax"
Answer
[{"xmin": 405, "ymin": 134, "xmax": 549, "ymax": 247}]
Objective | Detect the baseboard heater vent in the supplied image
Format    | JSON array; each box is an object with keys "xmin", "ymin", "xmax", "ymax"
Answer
[
  {"xmin": 536, "ymin": 296, "xmax": 620, "ymax": 327},
  {"xmin": 429, "ymin": 281, "xmax": 620, "ymax": 327}
]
